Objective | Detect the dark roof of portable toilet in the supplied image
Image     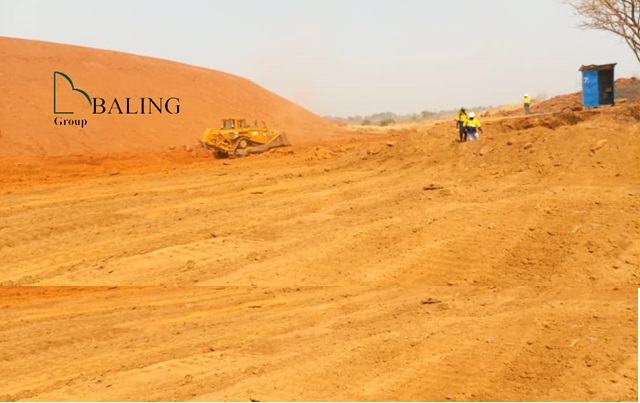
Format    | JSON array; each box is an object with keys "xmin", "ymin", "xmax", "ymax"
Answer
[{"xmin": 579, "ymin": 63, "xmax": 617, "ymax": 72}]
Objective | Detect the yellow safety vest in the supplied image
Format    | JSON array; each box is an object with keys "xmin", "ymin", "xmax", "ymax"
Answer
[
  {"xmin": 457, "ymin": 111, "xmax": 468, "ymax": 121},
  {"xmin": 465, "ymin": 117, "xmax": 481, "ymax": 128},
  {"xmin": 524, "ymin": 96, "xmax": 531, "ymax": 104}
]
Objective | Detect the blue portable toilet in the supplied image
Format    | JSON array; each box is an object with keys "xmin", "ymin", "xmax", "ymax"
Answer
[{"xmin": 579, "ymin": 63, "xmax": 616, "ymax": 108}]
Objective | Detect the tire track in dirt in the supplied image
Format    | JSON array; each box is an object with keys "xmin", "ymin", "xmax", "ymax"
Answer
[
  {"xmin": 0, "ymin": 285, "xmax": 636, "ymax": 401},
  {"xmin": 1, "ymin": 109, "xmax": 639, "ymax": 401}
]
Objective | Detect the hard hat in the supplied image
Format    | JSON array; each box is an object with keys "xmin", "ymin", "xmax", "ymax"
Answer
[
  {"xmin": 524, "ymin": 94, "xmax": 529, "ymax": 97},
  {"xmin": 460, "ymin": 106, "xmax": 465, "ymax": 110},
  {"xmin": 469, "ymin": 112, "xmax": 475, "ymax": 118}
]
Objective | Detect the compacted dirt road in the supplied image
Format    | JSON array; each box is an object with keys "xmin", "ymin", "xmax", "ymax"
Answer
[{"xmin": 0, "ymin": 108, "xmax": 638, "ymax": 401}]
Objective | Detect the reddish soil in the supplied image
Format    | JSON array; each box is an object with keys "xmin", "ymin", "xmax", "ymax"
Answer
[
  {"xmin": 0, "ymin": 38, "xmax": 638, "ymax": 402},
  {"xmin": 491, "ymin": 77, "xmax": 640, "ymax": 118},
  {"xmin": 0, "ymin": 36, "xmax": 340, "ymax": 158}
]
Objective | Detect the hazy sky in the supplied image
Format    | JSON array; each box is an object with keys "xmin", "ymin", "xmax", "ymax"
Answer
[{"xmin": 2, "ymin": 0, "xmax": 639, "ymax": 116}]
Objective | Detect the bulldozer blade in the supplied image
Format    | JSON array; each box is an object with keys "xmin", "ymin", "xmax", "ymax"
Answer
[
  {"xmin": 275, "ymin": 132, "xmax": 291, "ymax": 147},
  {"xmin": 247, "ymin": 132, "xmax": 291, "ymax": 154}
]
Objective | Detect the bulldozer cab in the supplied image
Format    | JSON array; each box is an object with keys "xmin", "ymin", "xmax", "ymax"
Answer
[
  {"xmin": 221, "ymin": 118, "xmax": 249, "ymax": 130},
  {"xmin": 237, "ymin": 119, "xmax": 248, "ymax": 129},
  {"xmin": 221, "ymin": 119, "xmax": 236, "ymax": 130}
]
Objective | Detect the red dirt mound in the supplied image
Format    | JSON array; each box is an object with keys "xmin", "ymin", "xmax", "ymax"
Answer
[
  {"xmin": 0, "ymin": 37, "xmax": 338, "ymax": 158},
  {"xmin": 490, "ymin": 77, "xmax": 640, "ymax": 118}
]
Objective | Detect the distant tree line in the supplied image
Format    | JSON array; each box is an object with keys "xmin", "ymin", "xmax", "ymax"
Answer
[{"xmin": 326, "ymin": 105, "xmax": 500, "ymax": 127}]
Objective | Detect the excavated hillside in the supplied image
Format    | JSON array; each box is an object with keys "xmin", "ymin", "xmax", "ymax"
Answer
[
  {"xmin": 0, "ymin": 100, "xmax": 638, "ymax": 401},
  {"xmin": 0, "ymin": 37, "xmax": 337, "ymax": 157},
  {"xmin": 489, "ymin": 77, "xmax": 640, "ymax": 118},
  {"xmin": 0, "ymin": 37, "xmax": 638, "ymax": 401}
]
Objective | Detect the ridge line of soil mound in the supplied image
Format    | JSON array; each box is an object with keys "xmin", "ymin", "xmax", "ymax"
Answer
[{"xmin": 0, "ymin": 36, "xmax": 340, "ymax": 158}]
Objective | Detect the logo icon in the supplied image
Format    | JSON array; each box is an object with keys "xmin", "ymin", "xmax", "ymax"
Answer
[{"xmin": 53, "ymin": 71, "xmax": 92, "ymax": 114}]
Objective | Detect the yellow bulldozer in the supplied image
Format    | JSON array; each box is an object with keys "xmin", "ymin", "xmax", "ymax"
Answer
[{"xmin": 201, "ymin": 117, "xmax": 291, "ymax": 158}]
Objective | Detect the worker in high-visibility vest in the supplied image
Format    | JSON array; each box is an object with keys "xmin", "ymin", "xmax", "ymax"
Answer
[
  {"xmin": 524, "ymin": 94, "xmax": 531, "ymax": 115},
  {"xmin": 455, "ymin": 106, "xmax": 469, "ymax": 142},
  {"xmin": 464, "ymin": 112, "xmax": 483, "ymax": 141}
]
